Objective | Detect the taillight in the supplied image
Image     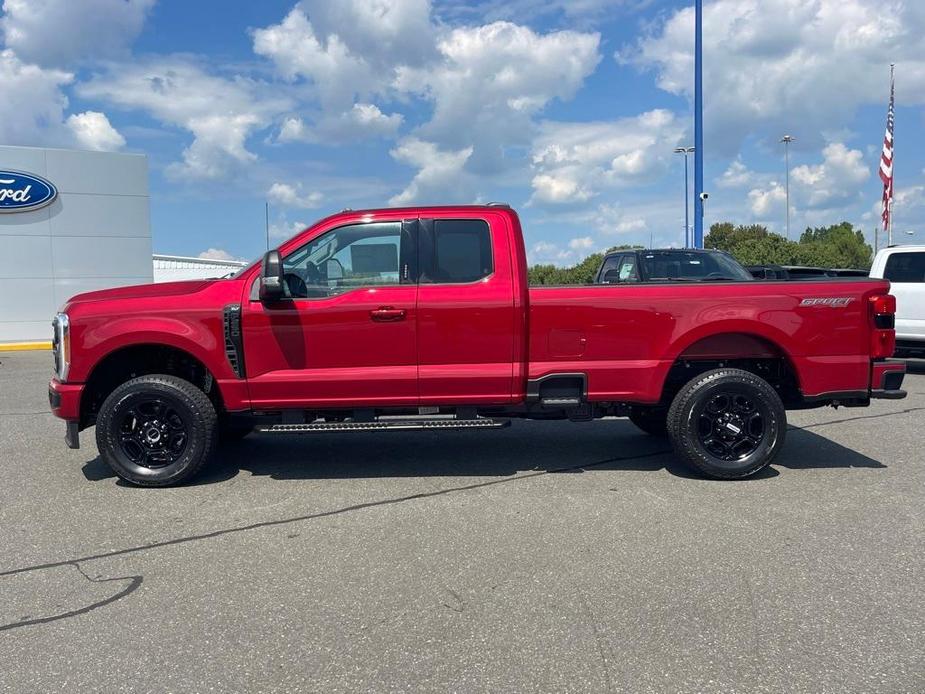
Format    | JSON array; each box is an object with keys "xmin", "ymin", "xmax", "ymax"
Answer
[{"xmin": 869, "ymin": 294, "xmax": 896, "ymax": 359}]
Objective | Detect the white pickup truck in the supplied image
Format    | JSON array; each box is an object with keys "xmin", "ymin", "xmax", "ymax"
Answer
[{"xmin": 870, "ymin": 245, "xmax": 925, "ymax": 356}]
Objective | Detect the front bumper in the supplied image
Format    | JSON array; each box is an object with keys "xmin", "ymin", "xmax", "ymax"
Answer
[
  {"xmin": 870, "ymin": 360, "xmax": 906, "ymax": 400},
  {"xmin": 49, "ymin": 379, "xmax": 83, "ymax": 449}
]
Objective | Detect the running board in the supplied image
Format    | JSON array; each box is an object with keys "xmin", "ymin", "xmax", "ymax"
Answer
[{"xmin": 256, "ymin": 418, "xmax": 510, "ymax": 434}]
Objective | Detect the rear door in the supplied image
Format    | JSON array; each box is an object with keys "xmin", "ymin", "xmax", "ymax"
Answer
[{"xmin": 415, "ymin": 214, "xmax": 518, "ymax": 404}]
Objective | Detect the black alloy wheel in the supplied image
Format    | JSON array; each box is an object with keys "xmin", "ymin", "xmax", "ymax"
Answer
[
  {"xmin": 118, "ymin": 398, "xmax": 190, "ymax": 468},
  {"xmin": 696, "ymin": 392, "xmax": 765, "ymax": 461}
]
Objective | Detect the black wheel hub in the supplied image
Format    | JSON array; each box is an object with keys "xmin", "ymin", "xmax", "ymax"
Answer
[
  {"xmin": 119, "ymin": 398, "xmax": 189, "ymax": 468},
  {"xmin": 697, "ymin": 392, "xmax": 765, "ymax": 461}
]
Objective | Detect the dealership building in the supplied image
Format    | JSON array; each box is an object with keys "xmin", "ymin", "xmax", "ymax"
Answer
[{"xmin": 0, "ymin": 145, "xmax": 152, "ymax": 343}]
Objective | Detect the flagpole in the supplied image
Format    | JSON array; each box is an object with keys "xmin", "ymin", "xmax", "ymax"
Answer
[
  {"xmin": 889, "ymin": 63, "xmax": 894, "ymax": 247},
  {"xmin": 888, "ymin": 199, "xmax": 893, "ymax": 247}
]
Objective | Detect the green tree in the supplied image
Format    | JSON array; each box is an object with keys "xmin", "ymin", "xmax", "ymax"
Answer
[
  {"xmin": 706, "ymin": 220, "xmax": 872, "ymax": 269},
  {"xmin": 527, "ymin": 244, "xmax": 642, "ymax": 285},
  {"xmin": 798, "ymin": 222, "xmax": 872, "ymax": 269}
]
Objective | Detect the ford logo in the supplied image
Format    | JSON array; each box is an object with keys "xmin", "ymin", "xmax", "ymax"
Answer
[{"xmin": 0, "ymin": 170, "xmax": 57, "ymax": 213}]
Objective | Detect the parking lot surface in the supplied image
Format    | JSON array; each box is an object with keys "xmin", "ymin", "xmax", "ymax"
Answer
[{"xmin": 0, "ymin": 350, "xmax": 923, "ymax": 693}]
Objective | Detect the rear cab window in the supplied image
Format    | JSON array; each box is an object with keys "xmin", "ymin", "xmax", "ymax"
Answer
[
  {"xmin": 884, "ymin": 252, "xmax": 925, "ymax": 283},
  {"xmin": 426, "ymin": 219, "xmax": 493, "ymax": 283}
]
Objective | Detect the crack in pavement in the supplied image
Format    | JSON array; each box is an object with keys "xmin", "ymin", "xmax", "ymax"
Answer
[
  {"xmin": 789, "ymin": 405, "xmax": 925, "ymax": 431},
  {"xmin": 0, "ymin": 562, "xmax": 142, "ymax": 633},
  {"xmin": 1, "ymin": 401, "xmax": 918, "ymax": 632},
  {"xmin": 0, "ymin": 448, "xmax": 673, "ymax": 584}
]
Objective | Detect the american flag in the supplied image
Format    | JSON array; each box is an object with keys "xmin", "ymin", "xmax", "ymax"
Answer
[{"xmin": 879, "ymin": 65, "xmax": 895, "ymax": 231}]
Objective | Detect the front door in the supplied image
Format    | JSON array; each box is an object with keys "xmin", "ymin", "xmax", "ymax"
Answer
[{"xmin": 243, "ymin": 220, "xmax": 419, "ymax": 409}]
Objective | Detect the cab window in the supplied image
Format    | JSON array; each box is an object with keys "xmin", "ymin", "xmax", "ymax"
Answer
[
  {"xmin": 884, "ymin": 252, "xmax": 925, "ymax": 283},
  {"xmin": 282, "ymin": 222, "xmax": 402, "ymax": 298},
  {"xmin": 428, "ymin": 219, "xmax": 493, "ymax": 283}
]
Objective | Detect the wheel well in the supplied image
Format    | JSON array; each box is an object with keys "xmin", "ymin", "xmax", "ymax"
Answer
[
  {"xmin": 80, "ymin": 345, "xmax": 221, "ymax": 429},
  {"xmin": 661, "ymin": 334, "xmax": 800, "ymax": 407}
]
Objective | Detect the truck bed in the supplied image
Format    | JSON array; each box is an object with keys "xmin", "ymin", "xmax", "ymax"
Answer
[{"xmin": 527, "ymin": 279, "xmax": 890, "ymax": 403}]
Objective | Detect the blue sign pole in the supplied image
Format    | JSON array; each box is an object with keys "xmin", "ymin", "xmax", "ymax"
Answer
[
  {"xmin": 684, "ymin": 152, "xmax": 691, "ymax": 248},
  {"xmin": 693, "ymin": 0, "xmax": 704, "ymax": 248}
]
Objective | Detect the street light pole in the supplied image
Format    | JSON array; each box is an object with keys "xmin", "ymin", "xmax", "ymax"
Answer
[
  {"xmin": 780, "ymin": 135, "xmax": 795, "ymax": 240},
  {"xmin": 674, "ymin": 147, "xmax": 695, "ymax": 247}
]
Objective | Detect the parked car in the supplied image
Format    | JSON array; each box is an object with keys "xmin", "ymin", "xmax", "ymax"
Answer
[
  {"xmin": 49, "ymin": 205, "xmax": 905, "ymax": 486},
  {"xmin": 746, "ymin": 265, "xmax": 867, "ymax": 280},
  {"xmin": 595, "ymin": 248, "xmax": 753, "ymax": 284},
  {"xmin": 746, "ymin": 264, "xmax": 787, "ymax": 280},
  {"xmin": 870, "ymin": 245, "xmax": 925, "ymax": 356}
]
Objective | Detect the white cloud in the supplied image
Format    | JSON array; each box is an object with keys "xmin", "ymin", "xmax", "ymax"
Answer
[
  {"xmin": 278, "ymin": 117, "xmax": 309, "ymax": 142},
  {"xmin": 529, "ymin": 109, "xmax": 684, "ymax": 204},
  {"xmin": 717, "ymin": 158, "xmax": 760, "ymax": 189},
  {"xmin": 748, "ymin": 183, "xmax": 787, "ymax": 217},
  {"xmin": 389, "ymin": 137, "xmax": 473, "ymax": 205},
  {"xmin": 1, "ymin": 0, "xmax": 155, "ymax": 66},
  {"xmin": 0, "ymin": 49, "xmax": 73, "ymax": 147},
  {"xmin": 628, "ymin": 0, "xmax": 925, "ymax": 154},
  {"xmin": 441, "ymin": 0, "xmax": 646, "ymax": 23},
  {"xmin": 66, "ymin": 111, "xmax": 125, "ymax": 151},
  {"xmin": 583, "ymin": 203, "xmax": 649, "ymax": 236},
  {"xmin": 396, "ymin": 21, "xmax": 601, "ymax": 173},
  {"xmin": 745, "ymin": 141, "xmax": 870, "ymax": 219},
  {"xmin": 78, "ymin": 58, "xmax": 291, "ymax": 180},
  {"xmin": 267, "ymin": 182, "xmax": 324, "ymax": 209},
  {"xmin": 790, "ymin": 142, "xmax": 869, "ymax": 208},
  {"xmin": 254, "ymin": 4, "xmax": 602, "ymax": 196},
  {"xmin": 253, "ymin": 7, "xmax": 375, "ymax": 110},
  {"xmin": 268, "ymin": 218, "xmax": 308, "ymax": 241},
  {"xmin": 197, "ymin": 248, "xmax": 242, "ymax": 262},
  {"xmin": 529, "ymin": 240, "xmax": 576, "ymax": 265},
  {"xmin": 277, "ymin": 103, "xmax": 402, "ymax": 143},
  {"xmin": 568, "ymin": 236, "xmax": 595, "ymax": 251}
]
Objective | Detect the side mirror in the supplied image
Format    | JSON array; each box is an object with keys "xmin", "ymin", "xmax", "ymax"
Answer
[
  {"xmin": 324, "ymin": 258, "xmax": 344, "ymax": 281},
  {"xmin": 259, "ymin": 250, "xmax": 284, "ymax": 302},
  {"xmin": 602, "ymin": 269, "xmax": 622, "ymax": 284}
]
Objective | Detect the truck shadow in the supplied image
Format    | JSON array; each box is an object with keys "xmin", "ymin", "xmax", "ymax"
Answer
[
  {"xmin": 902, "ymin": 358, "xmax": 925, "ymax": 375},
  {"xmin": 81, "ymin": 419, "xmax": 885, "ymax": 485}
]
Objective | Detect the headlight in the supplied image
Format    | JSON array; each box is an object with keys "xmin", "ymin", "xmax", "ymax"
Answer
[{"xmin": 52, "ymin": 313, "xmax": 70, "ymax": 381}]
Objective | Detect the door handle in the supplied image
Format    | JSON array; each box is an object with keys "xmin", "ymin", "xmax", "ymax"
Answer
[{"xmin": 370, "ymin": 307, "xmax": 406, "ymax": 322}]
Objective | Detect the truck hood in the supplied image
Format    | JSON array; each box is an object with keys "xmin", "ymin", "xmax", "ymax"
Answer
[{"xmin": 65, "ymin": 279, "xmax": 216, "ymax": 306}]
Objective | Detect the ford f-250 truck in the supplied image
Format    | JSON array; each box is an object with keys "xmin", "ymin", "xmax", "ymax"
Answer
[{"xmin": 49, "ymin": 205, "xmax": 906, "ymax": 486}]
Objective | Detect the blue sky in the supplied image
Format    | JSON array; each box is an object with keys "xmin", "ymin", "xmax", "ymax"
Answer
[{"xmin": 2, "ymin": 0, "xmax": 923, "ymax": 265}]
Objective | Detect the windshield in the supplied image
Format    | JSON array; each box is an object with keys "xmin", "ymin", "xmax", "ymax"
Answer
[{"xmin": 640, "ymin": 251, "xmax": 752, "ymax": 281}]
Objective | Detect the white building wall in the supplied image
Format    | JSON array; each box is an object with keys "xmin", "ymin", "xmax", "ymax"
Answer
[
  {"xmin": 153, "ymin": 255, "xmax": 247, "ymax": 283},
  {"xmin": 0, "ymin": 145, "xmax": 151, "ymax": 342}
]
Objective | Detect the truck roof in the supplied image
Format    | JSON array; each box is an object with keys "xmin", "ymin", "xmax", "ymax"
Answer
[{"xmin": 336, "ymin": 204, "xmax": 515, "ymax": 215}]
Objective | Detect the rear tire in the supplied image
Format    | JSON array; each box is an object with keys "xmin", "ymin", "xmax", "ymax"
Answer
[
  {"xmin": 95, "ymin": 374, "xmax": 217, "ymax": 487},
  {"xmin": 666, "ymin": 368, "xmax": 786, "ymax": 480},
  {"xmin": 628, "ymin": 407, "xmax": 668, "ymax": 437}
]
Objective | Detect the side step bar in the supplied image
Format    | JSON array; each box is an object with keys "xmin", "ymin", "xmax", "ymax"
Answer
[{"xmin": 257, "ymin": 418, "xmax": 510, "ymax": 434}]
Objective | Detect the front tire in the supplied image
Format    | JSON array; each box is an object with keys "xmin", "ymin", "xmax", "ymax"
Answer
[
  {"xmin": 666, "ymin": 368, "xmax": 786, "ymax": 480},
  {"xmin": 95, "ymin": 374, "xmax": 217, "ymax": 487}
]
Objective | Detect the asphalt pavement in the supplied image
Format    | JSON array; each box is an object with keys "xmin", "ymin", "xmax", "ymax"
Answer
[{"xmin": 0, "ymin": 350, "xmax": 923, "ymax": 693}]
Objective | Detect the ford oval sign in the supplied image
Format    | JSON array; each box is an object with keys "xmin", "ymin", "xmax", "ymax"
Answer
[{"xmin": 0, "ymin": 170, "xmax": 57, "ymax": 213}]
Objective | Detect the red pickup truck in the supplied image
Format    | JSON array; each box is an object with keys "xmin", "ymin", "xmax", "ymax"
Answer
[{"xmin": 49, "ymin": 205, "xmax": 905, "ymax": 486}]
